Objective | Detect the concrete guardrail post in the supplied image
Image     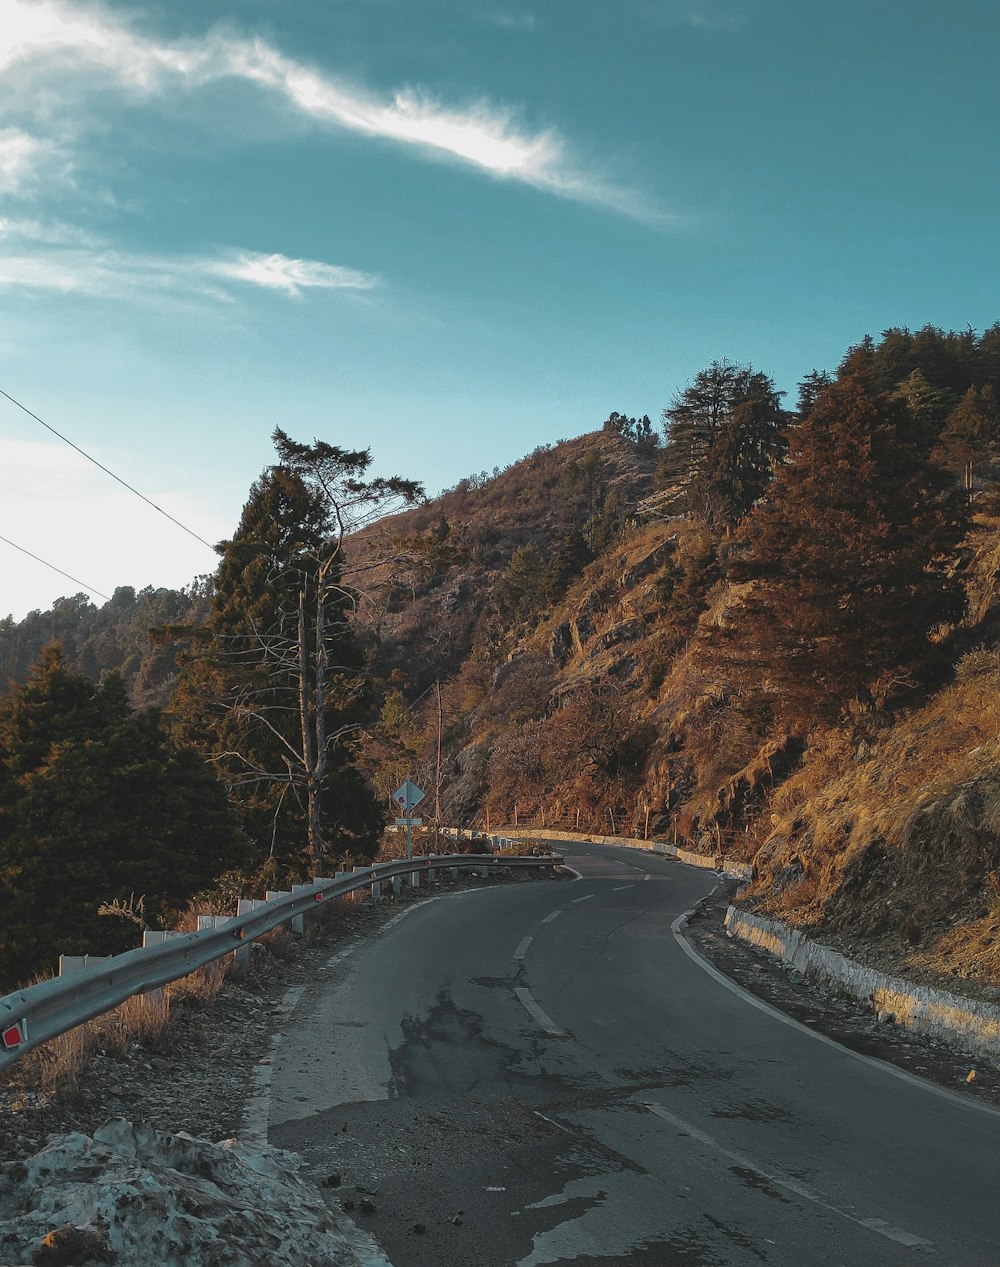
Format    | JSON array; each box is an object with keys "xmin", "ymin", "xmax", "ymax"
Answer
[
  {"xmin": 290, "ymin": 884, "xmax": 310, "ymax": 933},
  {"xmin": 138, "ymin": 931, "xmax": 187, "ymax": 1002},
  {"xmin": 58, "ymin": 954, "xmax": 112, "ymax": 976},
  {"xmin": 234, "ymin": 900, "xmax": 268, "ymax": 966}
]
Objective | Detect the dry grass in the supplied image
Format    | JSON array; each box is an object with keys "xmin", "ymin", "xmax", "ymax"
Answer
[
  {"xmin": 6, "ymin": 874, "xmax": 295, "ymax": 1095},
  {"xmin": 375, "ymin": 826, "xmax": 484, "ymax": 860},
  {"xmin": 741, "ymin": 662, "xmax": 1000, "ymax": 974},
  {"xmin": 14, "ymin": 987, "xmax": 173, "ymax": 1095},
  {"xmin": 962, "ymin": 512, "xmax": 1000, "ymax": 626}
]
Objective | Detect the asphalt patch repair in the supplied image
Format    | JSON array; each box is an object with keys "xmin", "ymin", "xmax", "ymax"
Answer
[{"xmin": 685, "ymin": 882, "xmax": 1000, "ymax": 1111}]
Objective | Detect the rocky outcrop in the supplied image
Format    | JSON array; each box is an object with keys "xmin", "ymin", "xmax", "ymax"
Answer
[{"xmin": 0, "ymin": 1119, "xmax": 387, "ymax": 1267}]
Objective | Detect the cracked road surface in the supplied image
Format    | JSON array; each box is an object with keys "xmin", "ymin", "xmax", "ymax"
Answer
[{"xmin": 268, "ymin": 845, "xmax": 1000, "ymax": 1265}]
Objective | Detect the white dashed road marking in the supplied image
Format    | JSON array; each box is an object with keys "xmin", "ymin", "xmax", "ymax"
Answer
[
  {"xmin": 514, "ymin": 987, "xmax": 565, "ymax": 1037},
  {"xmin": 643, "ymin": 1102, "xmax": 934, "ymax": 1252},
  {"xmin": 514, "ymin": 935, "xmax": 533, "ymax": 961}
]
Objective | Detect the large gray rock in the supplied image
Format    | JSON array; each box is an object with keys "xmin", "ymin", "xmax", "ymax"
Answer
[{"xmin": 0, "ymin": 1119, "xmax": 389, "ymax": 1267}]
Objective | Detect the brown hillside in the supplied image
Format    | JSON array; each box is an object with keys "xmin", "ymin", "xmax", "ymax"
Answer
[{"xmin": 353, "ymin": 414, "xmax": 1000, "ymax": 998}]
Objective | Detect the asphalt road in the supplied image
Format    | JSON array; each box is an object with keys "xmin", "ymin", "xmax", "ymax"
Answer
[{"xmin": 268, "ymin": 843, "xmax": 1000, "ymax": 1266}]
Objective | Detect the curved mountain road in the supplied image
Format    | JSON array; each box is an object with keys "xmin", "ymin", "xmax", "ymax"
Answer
[{"xmin": 268, "ymin": 843, "xmax": 1000, "ymax": 1266}]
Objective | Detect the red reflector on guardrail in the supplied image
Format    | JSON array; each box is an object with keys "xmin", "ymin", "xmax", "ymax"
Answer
[
  {"xmin": 2, "ymin": 1020, "xmax": 26, "ymax": 1050},
  {"xmin": 315, "ymin": 893, "xmax": 324, "ymax": 902}
]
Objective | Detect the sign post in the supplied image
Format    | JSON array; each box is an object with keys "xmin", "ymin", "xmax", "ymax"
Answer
[{"xmin": 393, "ymin": 779, "xmax": 426, "ymax": 860}]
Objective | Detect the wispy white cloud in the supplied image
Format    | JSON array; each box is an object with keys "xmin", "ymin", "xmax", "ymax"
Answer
[
  {"xmin": 0, "ymin": 128, "xmax": 59, "ymax": 193},
  {"xmin": 208, "ymin": 252, "xmax": 377, "ymax": 296},
  {"xmin": 0, "ymin": 220, "xmax": 378, "ymax": 300},
  {"xmin": 649, "ymin": 0, "xmax": 753, "ymax": 32},
  {"xmin": 0, "ymin": 216, "xmax": 100, "ymax": 247},
  {"xmin": 0, "ymin": 0, "xmax": 660, "ymax": 222},
  {"xmin": 482, "ymin": 11, "xmax": 537, "ymax": 32}
]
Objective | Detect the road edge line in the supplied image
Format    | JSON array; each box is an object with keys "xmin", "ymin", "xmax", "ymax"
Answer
[{"xmin": 671, "ymin": 904, "xmax": 1000, "ymax": 1121}]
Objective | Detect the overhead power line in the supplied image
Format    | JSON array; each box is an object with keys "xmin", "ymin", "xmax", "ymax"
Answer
[
  {"xmin": 0, "ymin": 387, "xmax": 217, "ymax": 551},
  {"xmin": 0, "ymin": 532, "xmax": 111, "ymax": 602}
]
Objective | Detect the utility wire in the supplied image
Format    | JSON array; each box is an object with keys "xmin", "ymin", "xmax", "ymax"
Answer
[
  {"xmin": 0, "ymin": 387, "xmax": 217, "ymax": 551},
  {"xmin": 0, "ymin": 532, "xmax": 111, "ymax": 601}
]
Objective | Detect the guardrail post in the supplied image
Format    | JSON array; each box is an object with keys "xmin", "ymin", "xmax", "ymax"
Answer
[
  {"xmin": 58, "ymin": 954, "xmax": 112, "ymax": 976},
  {"xmin": 410, "ymin": 867, "xmax": 420, "ymax": 889},
  {"xmin": 235, "ymin": 900, "xmax": 267, "ymax": 967},
  {"xmin": 428, "ymin": 854, "xmax": 437, "ymax": 885},
  {"xmin": 449, "ymin": 866, "xmax": 459, "ymax": 881},
  {"xmin": 369, "ymin": 871, "xmax": 382, "ymax": 901},
  {"xmin": 290, "ymin": 885, "xmax": 310, "ymax": 933},
  {"xmin": 349, "ymin": 865, "xmax": 369, "ymax": 903},
  {"xmin": 142, "ymin": 930, "xmax": 185, "ymax": 948},
  {"xmin": 391, "ymin": 875, "xmax": 402, "ymax": 897},
  {"xmin": 139, "ymin": 931, "xmax": 185, "ymax": 1001}
]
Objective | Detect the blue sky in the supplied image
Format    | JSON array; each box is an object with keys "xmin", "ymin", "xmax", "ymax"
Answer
[{"xmin": 1, "ymin": 0, "xmax": 998, "ymax": 618}]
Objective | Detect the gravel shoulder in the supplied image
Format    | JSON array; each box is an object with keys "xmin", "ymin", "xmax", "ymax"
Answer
[{"xmin": 685, "ymin": 880, "xmax": 1000, "ymax": 1111}]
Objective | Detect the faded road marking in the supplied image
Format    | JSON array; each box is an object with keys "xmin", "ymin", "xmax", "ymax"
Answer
[
  {"xmin": 241, "ymin": 984, "xmax": 306, "ymax": 1144},
  {"xmin": 643, "ymin": 1102, "xmax": 933, "ymax": 1252},
  {"xmin": 611, "ymin": 885, "xmax": 634, "ymax": 892},
  {"xmin": 541, "ymin": 910, "xmax": 562, "ymax": 924},
  {"xmin": 515, "ymin": 987, "xmax": 565, "ymax": 1037},
  {"xmin": 571, "ymin": 894, "xmax": 595, "ymax": 904},
  {"xmin": 514, "ymin": 935, "xmax": 533, "ymax": 961}
]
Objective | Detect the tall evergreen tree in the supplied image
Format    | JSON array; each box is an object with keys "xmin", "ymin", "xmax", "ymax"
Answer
[
  {"xmin": 796, "ymin": 370, "xmax": 834, "ymax": 418},
  {"xmin": 170, "ymin": 432, "xmax": 422, "ymax": 874},
  {"xmin": 659, "ymin": 359, "xmax": 786, "ymax": 528},
  {"xmin": 714, "ymin": 377, "xmax": 968, "ymax": 720},
  {"xmin": 935, "ymin": 385, "xmax": 1000, "ymax": 493}
]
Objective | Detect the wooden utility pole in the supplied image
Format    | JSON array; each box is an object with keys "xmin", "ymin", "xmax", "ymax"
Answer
[{"xmin": 434, "ymin": 680, "xmax": 443, "ymax": 825}]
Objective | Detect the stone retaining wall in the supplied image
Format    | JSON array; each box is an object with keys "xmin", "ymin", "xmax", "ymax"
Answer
[
  {"xmin": 502, "ymin": 828, "xmax": 753, "ymax": 883},
  {"xmin": 725, "ymin": 906, "xmax": 1000, "ymax": 1058}
]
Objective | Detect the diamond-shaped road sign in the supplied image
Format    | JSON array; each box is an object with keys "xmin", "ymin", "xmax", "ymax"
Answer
[{"xmin": 393, "ymin": 780, "xmax": 425, "ymax": 813}]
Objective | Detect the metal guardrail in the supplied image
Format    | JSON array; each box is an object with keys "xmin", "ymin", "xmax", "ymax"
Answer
[{"xmin": 0, "ymin": 850, "xmax": 562, "ymax": 1070}]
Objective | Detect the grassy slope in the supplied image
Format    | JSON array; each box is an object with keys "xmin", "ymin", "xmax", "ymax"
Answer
[{"xmin": 357, "ymin": 435, "xmax": 1000, "ymax": 989}]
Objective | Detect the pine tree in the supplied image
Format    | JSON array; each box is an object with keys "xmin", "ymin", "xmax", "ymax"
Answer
[
  {"xmin": 796, "ymin": 370, "xmax": 833, "ymax": 418},
  {"xmin": 659, "ymin": 359, "xmax": 786, "ymax": 528},
  {"xmin": 170, "ymin": 432, "xmax": 422, "ymax": 874},
  {"xmin": 936, "ymin": 385, "xmax": 1000, "ymax": 493},
  {"xmin": 716, "ymin": 376, "xmax": 968, "ymax": 721}
]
